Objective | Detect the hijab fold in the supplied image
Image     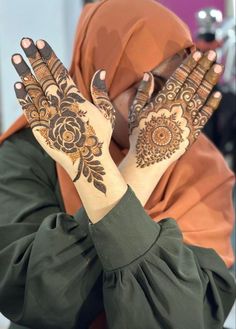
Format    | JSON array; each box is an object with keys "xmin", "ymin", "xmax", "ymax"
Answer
[{"xmin": 0, "ymin": 1, "xmax": 234, "ymax": 328}]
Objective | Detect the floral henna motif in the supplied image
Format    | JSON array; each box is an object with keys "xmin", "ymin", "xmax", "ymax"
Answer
[
  {"xmin": 14, "ymin": 61, "xmax": 107, "ymax": 194},
  {"xmin": 21, "ymin": 43, "xmax": 107, "ymax": 193},
  {"xmin": 13, "ymin": 40, "xmax": 123, "ymax": 194},
  {"xmin": 37, "ymin": 106, "xmax": 107, "ymax": 194},
  {"xmin": 46, "ymin": 109, "xmax": 86, "ymax": 152}
]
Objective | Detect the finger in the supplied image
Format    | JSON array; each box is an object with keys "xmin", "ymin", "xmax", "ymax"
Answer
[
  {"xmin": 14, "ymin": 82, "xmax": 40, "ymax": 129},
  {"xmin": 36, "ymin": 39, "xmax": 76, "ymax": 94},
  {"xmin": 178, "ymin": 50, "xmax": 217, "ymax": 102},
  {"xmin": 133, "ymin": 72, "xmax": 154, "ymax": 109},
  {"xmin": 90, "ymin": 70, "xmax": 116, "ymax": 129},
  {"xmin": 21, "ymin": 38, "xmax": 58, "ymax": 96},
  {"xmin": 128, "ymin": 72, "xmax": 154, "ymax": 133},
  {"xmin": 187, "ymin": 63, "xmax": 223, "ymax": 113},
  {"xmin": 195, "ymin": 63, "xmax": 223, "ymax": 104},
  {"xmin": 199, "ymin": 90, "xmax": 222, "ymax": 118},
  {"xmin": 12, "ymin": 54, "xmax": 54, "ymax": 123},
  {"xmin": 12, "ymin": 54, "xmax": 46, "ymax": 105},
  {"xmin": 156, "ymin": 50, "xmax": 202, "ymax": 102},
  {"xmin": 192, "ymin": 91, "xmax": 222, "ymax": 142}
]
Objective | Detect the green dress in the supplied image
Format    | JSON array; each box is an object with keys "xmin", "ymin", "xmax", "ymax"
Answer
[{"xmin": 0, "ymin": 128, "xmax": 235, "ymax": 329}]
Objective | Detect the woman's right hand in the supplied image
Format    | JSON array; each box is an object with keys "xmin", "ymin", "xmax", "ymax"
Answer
[{"xmin": 128, "ymin": 50, "xmax": 223, "ymax": 168}]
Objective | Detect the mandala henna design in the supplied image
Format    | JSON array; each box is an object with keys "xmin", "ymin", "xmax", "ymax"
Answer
[
  {"xmin": 134, "ymin": 97, "xmax": 205, "ymax": 168},
  {"xmin": 135, "ymin": 106, "xmax": 187, "ymax": 167},
  {"xmin": 136, "ymin": 114, "xmax": 184, "ymax": 167}
]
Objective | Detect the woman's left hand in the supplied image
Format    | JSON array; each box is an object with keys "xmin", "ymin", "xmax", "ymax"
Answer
[
  {"xmin": 12, "ymin": 38, "xmax": 116, "ymax": 194},
  {"xmin": 127, "ymin": 50, "xmax": 223, "ymax": 168}
]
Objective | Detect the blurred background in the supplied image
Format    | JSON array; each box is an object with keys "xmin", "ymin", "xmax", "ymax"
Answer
[{"xmin": 0, "ymin": 0, "xmax": 235, "ymax": 328}]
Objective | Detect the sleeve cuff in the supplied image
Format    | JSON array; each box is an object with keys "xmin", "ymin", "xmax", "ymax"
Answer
[{"xmin": 88, "ymin": 185, "xmax": 160, "ymax": 271}]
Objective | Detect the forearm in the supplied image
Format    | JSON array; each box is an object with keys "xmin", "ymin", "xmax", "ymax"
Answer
[
  {"xmin": 118, "ymin": 151, "xmax": 173, "ymax": 206},
  {"xmin": 73, "ymin": 151, "xmax": 128, "ymax": 223}
]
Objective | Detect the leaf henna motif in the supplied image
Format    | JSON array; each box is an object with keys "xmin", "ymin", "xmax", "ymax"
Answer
[{"xmin": 72, "ymin": 154, "xmax": 106, "ymax": 194}]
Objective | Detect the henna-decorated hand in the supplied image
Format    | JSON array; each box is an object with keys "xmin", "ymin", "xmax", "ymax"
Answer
[
  {"xmin": 128, "ymin": 50, "xmax": 223, "ymax": 168},
  {"xmin": 12, "ymin": 38, "xmax": 116, "ymax": 194}
]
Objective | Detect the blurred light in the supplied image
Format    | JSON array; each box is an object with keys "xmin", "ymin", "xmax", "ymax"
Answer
[
  {"xmin": 227, "ymin": 28, "xmax": 235, "ymax": 38},
  {"xmin": 210, "ymin": 9, "xmax": 223, "ymax": 22},
  {"xmin": 198, "ymin": 10, "xmax": 207, "ymax": 19}
]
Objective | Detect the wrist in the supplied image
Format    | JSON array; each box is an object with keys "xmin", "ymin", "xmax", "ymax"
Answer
[
  {"xmin": 73, "ymin": 151, "xmax": 128, "ymax": 223},
  {"xmin": 118, "ymin": 150, "xmax": 173, "ymax": 206},
  {"xmin": 120, "ymin": 149, "xmax": 174, "ymax": 174}
]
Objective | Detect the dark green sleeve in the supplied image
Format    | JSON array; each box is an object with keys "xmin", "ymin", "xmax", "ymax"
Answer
[
  {"xmin": 88, "ymin": 186, "xmax": 236, "ymax": 329},
  {"xmin": 0, "ymin": 128, "xmax": 103, "ymax": 329}
]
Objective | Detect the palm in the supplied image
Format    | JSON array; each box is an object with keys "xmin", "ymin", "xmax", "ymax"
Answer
[
  {"xmin": 13, "ymin": 40, "xmax": 115, "ymax": 194},
  {"xmin": 134, "ymin": 101, "xmax": 191, "ymax": 167},
  {"xmin": 128, "ymin": 51, "xmax": 222, "ymax": 168}
]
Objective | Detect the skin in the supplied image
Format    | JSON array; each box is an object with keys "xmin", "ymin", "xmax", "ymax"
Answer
[
  {"xmin": 112, "ymin": 50, "xmax": 189, "ymax": 148},
  {"xmin": 12, "ymin": 39, "xmax": 222, "ymax": 217}
]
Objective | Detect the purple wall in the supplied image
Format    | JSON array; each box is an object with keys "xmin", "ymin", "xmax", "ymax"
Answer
[{"xmin": 159, "ymin": 0, "xmax": 225, "ymax": 37}]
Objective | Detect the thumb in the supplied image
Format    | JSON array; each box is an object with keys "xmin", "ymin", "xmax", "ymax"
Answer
[{"xmin": 90, "ymin": 70, "xmax": 116, "ymax": 129}]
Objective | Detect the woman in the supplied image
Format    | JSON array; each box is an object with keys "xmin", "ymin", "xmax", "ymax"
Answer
[{"xmin": 0, "ymin": 0, "xmax": 235, "ymax": 328}]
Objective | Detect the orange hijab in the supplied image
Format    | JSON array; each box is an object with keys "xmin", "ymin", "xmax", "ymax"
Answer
[{"xmin": 0, "ymin": 1, "xmax": 235, "ymax": 327}]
